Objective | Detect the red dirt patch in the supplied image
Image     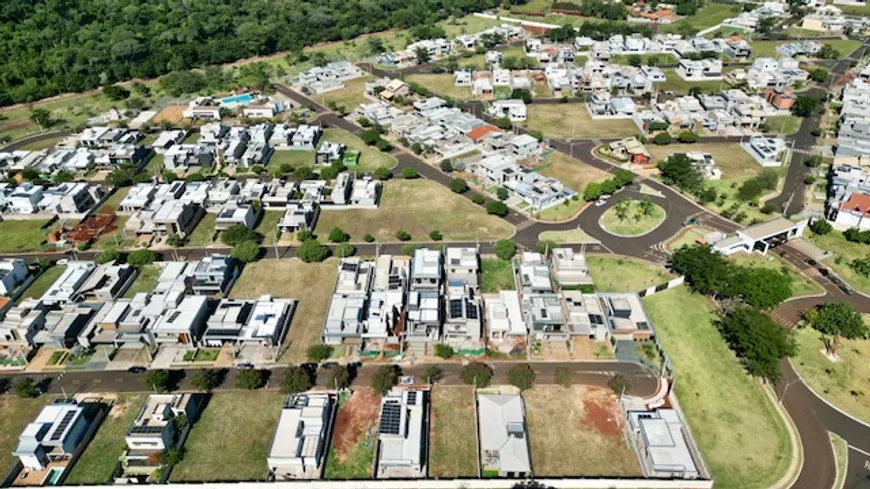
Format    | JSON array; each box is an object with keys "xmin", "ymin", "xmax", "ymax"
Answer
[
  {"xmin": 152, "ymin": 105, "xmax": 186, "ymax": 124},
  {"xmin": 331, "ymin": 388, "xmax": 381, "ymax": 461},
  {"xmin": 582, "ymin": 390, "xmax": 622, "ymax": 437},
  {"xmin": 67, "ymin": 213, "xmax": 117, "ymax": 243}
]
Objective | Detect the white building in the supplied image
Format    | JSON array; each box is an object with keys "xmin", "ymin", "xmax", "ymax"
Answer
[
  {"xmin": 14, "ymin": 401, "xmax": 89, "ymax": 470},
  {"xmin": 376, "ymin": 389, "xmax": 427, "ymax": 478},
  {"xmin": 268, "ymin": 393, "xmax": 333, "ymax": 480},
  {"xmin": 0, "ymin": 259, "xmax": 28, "ymax": 296}
]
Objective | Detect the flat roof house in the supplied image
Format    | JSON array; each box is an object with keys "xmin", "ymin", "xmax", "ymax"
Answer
[
  {"xmin": 40, "ymin": 261, "xmax": 96, "ymax": 306},
  {"xmin": 377, "ymin": 389, "xmax": 428, "ymax": 479},
  {"xmin": 75, "ymin": 261, "xmax": 138, "ymax": 302},
  {"xmin": 551, "ymin": 248, "xmax": 593, "ymax": 286},
  {"xmin": 443, "ymin": 283, "xmax": 482, "ymax": 349},
  {"xmin": 192, "ymin": 254, "xmax": 239, "ymax": 296},
  {"xmin": 268, "ymin": 393, "xmax": 334, "ymax": 480},
  {"xmin": 322, "ymin": 294, "xmax": 366, "ymax": 345},
  {"xmin": 203, "ymin": 296, "xmax": 295, "ymax": 347},
  {"xmin": 486, "ymin": 291, "xmax": 526, "ymax": 341},
  {"xmin": 14, "ymin": 400, "xmax": 89, "ymax": 470},
  {"xmin": 517, "ymin": 252, "xmax": 552, "ymax": 293},
  {"xmin": 123, "ymin": 393, "xmax": 201, "ymax": 474},
  {"xmin": 411, "ymin": 248, "xmax": 442, "ymax": 292},
  {"xmin": 0, "ymin": 258, "xmax": 28, "ymax": 296},
  {"xmin": 445, "ymin": 247, "xmax": 479, "ymax": 290},
  {"xmin": 477, "ymin": 394, "xmax": 531, "ymax": 478},
  {"xmin": 34, "ymin": 304, "xmax": 99, "ymax": 349},
  {"xmin": 150, "ymin": 295, "xmax": 209, "ymax": 346},
  {"xmin": 277, "ymin": 202, "xmax": 319, "ymax": 233},
  {"xmin": 626, "ymin": 407, "xmax": 701, "ymax": 479},
  {"xmin": 0, "ymin": 300, "xmax": 46, "ymax": 348},
  {"xmin": 215, "ymin": 205, "xmax": 257, "ymax": 231},
  {"xmin": 364, "ymin": 255, "xmax": 409, "ymax": 340}
]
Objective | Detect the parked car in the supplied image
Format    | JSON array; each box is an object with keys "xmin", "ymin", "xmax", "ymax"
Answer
[
  {"xmin": 127, "ymin": 366, "xmax": 146, "ymax": 374},
  {"xmin": 235, "ymin": 362, "xmax": 254, "ymax": 370},
  {"xmin": 595, "ymin": 194, "xmax": 611, "ymax": 207},
  {"xmin": 400, "ymin": 376, "xmax": 415, "ymax": 385},
  {"xmin": 320, "ymin": 362, "xmax": 338, "ymax": 370}
]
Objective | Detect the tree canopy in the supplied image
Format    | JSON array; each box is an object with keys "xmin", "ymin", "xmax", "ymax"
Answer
[
  {"xmin": 805, "ymin": 302, "xmax": 869, "ymax": 356},
  {"xmin": 716, "ymin": 306, "xmax": 795, "ymax": 382}
]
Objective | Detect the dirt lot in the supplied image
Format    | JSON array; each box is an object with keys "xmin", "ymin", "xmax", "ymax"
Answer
[
  {"xmin": 524, "ymin": 386, "xmax": 641, "ymax": 477},
  {"xmin": 152, "ymin": 105, "xmax": 186, "ymax": 124},
  {"xmin": 325, "ymin": 388, "xmax": 381, "ymax": 479}
]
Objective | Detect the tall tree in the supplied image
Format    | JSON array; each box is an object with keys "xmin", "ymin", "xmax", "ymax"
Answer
[
  {"xmin": 716, "ymin": 306, "xmax": 795, "ymax": 382},
  {"xmin": 805, "ymin": 302, "xmax": 869, "ymax": 356}
]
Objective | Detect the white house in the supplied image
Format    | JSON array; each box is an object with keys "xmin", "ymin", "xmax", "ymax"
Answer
[
  {"xmin": 489, "ymin": 99, "xmax": 527, "ymax": 122},
  {"xmin": 0, "ymin": 259, "xmax": 28, "ymax": 296},
  {"xmin": 267, "ymin": 393, "xmax": 333, "ymax": 480},
  {"xmin": 14, "ymin": 401, "xmax": 89, "ymax": 470}
]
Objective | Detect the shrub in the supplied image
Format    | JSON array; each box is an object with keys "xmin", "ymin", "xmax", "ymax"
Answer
[
  {"xmin": 608, "ymin": 373, "xmax": 631, "ymax": 395},
  {"xmin": 296, "ymin": 239, "xmax": 330, "ymax": 262},
  {"xmin": 486, "ymin": 201, "xmax": 509, "ymax": 216},
  {"xmin": 146, "ymin": 370, "xmax": 171, "ymax": 393},
  {"xmin": 95, "ymin": 248, "xmax": 120, "ymax": 265},
  {"xmin": 363, "ymin": 233, "xmax": 376, "ymax": 243},
  {"xmin": 235, "ymin": 369, "xmax": 265, "ymax": 390},
  {"xmin": 439, "ymin": 160, "xmax": 453, "ymax": 173},
  {"xmin": 371, "ymin": 365, "xmax": 400, "ymax": 394},
  {"xmin": 13, "ymin": 378, "xmax": 39, "ymax": 398},
  {"xmin": 327, "ymin": 366, "xmax": 351, "ymax": 389},
  {"xmin": 429, "ymin": 230, "xmax": 443, "ymax": 241},
  {"xmin": 329, "ymin": 227, "xmax": 350, "ymax": 243},
  {"xmin": 470, "ymin": 192, "xmax": 485, "ymax": 204},
  {"xmin": 396, "ymin": 230, "xmax": 412, "ymax": 241},
  {"xmin": 374, "ymin": 167, "xmax": 392, "ymax": 180},
  {"xmin": 279, "ymin": 366, "xmax": 313, "ymax": 394},
  {"xmin": 652, "ymin": 132, "xmax": 672, "ymax": 145},
  {"xmin": 461, "ymin": 361, "xmax": 493, "ymax": 387},
  {"xmin": 449, "ymin": 178, "xmax": 469, "ymax": 194},
  {"xmin": 127, "ymin": 249, "xmax": 157, "ymax": 268},
  {"xmin": 677, "ymin": 131, "xmax": 698, "ymax": 143},
  {"xmin": 230, "ymin": 240, "xmax": 260, "ymax": 263},
  {"xmin": 401, "ymin": 167, "xmax": 419, "ymax": 179},
  {"xmin": 507, "ymin": 364, "xmax": 536, "ymax": 391},
  {"xmin": 307, "ymin": 344, "xmax": 334, "ymax": 362},
  {"xmin": 334, "ymin": 243, "xmax": 356, "ymax": 258},
  {"xmin": 434, "ymin": 344, "xmax": 454, "ymax": 359},
  {"xmin": 191, "ymin": 369, "xmax": 221, "ymax": 391},
  {"xmin": 809, "ymin": 219, "xmax": 832, "ymax": 235},
  {"xmin": 494, "ymin": 239, "xmax": 517, "ymax": 260},
  {"xmin": 221, "ymin": 224, "xmax": 262, "ymax": 246}
]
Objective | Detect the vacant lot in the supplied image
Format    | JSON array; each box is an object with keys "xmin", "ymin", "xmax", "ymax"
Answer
[
  {"xmin": 643, "ymin": 287, "xmax": 792, "ymax": 489},
  {"xmin": 322, "ymin": 128, "xmax": 396, "ymax": 172},
  {"xmin": 659, "ymin": 69, "xmax": 730, "ymax": 94},
  {"xmin": 524, "ymin": 104, "xmax": 638, "ymax": 140},
  {"xmin": 661, "ymin": 4, "xmax": 739, "ymax": 33},
  {"xmin": 481, "ymin": 258, "xmax": 515, "ymax": 293},
  {"xmin": 123, "ymin": 266, "xmax": 159, "ymax": 298},
  {"xmin": 728, "ymin": 253, "xmax": 820, "ymax": 297},
  {"xmin": 586, "ymin": 255, "xmax": 674, "ymax": 292},
  {"xmin": 809, "ymin": 230, "xmax": 870, "ymax": 293},
  {"xmin": 0, "ymin": 220, "xmax": 50, "ymax": 253},
  {"xmin": 406, "ymin": 74, "xmax": 474, "ymax": 101},
  {"xmin": 312, "ymin": 76, "xmax": 374, "ymax": 111},
  {"xmin": 65, "ymin": 395, "xmax": 144, "ymax": 484},
  {"xmin": 170, "ymin": 392, "xmax": 282, "ymax": 482},
  {"xmin": 325, "ymin": 389, "xmax": 381, "ymax": 479},
  {"xmin": 793, "ymin": 327, "xmax": 870, "ymax": 424},
  {"xmin": 767, "ymin": 115, "xmax": 801, "ymax": 135},
  {"xmin": 17, "ymin": 266, "xmax": 65, "ymax": 304},
  {"xmin": 230, "ymin": 259, "xmax": 338, "ymax": 363},
  {"xmin": 429, "ymin": 386, "xmax": 478, "ymax": 478},
  {"xmin": 535, "ymin": 151, "xmax": 609, "ymax": 192},
  {"xmin": 255, "ymin": 210, "xmax": 283, "ymax": 245},
  {"xmin": 525, "ymin": 386, "xmax": 640, "ymax": 477},
  {"xmin": 186, "ymin": 213, "xmax": 217, "ymax": 247},
  {"xmin": 0, "ymin": 397, "xmax": 52, "ymax": 475},
  {"xmin": 268, "ymin": 150, "xmax": 315, "ymax": 175},
  {"xmin": 313, "ymin": 180, "xmax": 514, "ymax": 242}
]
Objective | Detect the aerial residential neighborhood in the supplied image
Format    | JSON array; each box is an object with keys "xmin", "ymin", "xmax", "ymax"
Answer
[{"xmin": 1, "ymin": 1, "xmax": 870, "ymax": 489}]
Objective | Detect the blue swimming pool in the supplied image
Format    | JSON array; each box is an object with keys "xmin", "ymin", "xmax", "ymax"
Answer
[
  {"xmin": 44, "ymin": 468, "xmax": 64, "ymax": 486},
  {"xmin": 220, "ymin": 93, "xmax": 253, "ymax": 105}
]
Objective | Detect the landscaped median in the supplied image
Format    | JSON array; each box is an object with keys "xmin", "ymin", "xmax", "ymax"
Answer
[
  {"xmin": 642, "ymin": 287, "xmax": 794, "ymax": 489},
  {"xmin": 598, "ymin": 198, "xmax": 666, "ymax": 237}
]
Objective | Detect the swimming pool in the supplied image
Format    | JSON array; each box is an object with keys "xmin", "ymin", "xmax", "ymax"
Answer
[
  {"xmin": 44, "ymin": 467, "xmax": 64, "ymax": 486},
  {"xmin": 219, "ymin": 93, "xmax": 254, "ymax": 106}
]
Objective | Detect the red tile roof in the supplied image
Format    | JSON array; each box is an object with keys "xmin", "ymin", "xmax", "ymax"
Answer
[
  {"xmin": 467, "ymin": 125, "xmax": 500, "ymax": 141},
  {"xmin": 841, "ymin": 192, "xmax": 870, "ymax": 218}
]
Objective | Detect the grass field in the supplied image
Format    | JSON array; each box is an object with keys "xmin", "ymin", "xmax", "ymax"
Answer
[
  {"xmin": 586, "ymin": 255, "xmax": 674, "ymax": 292},
  {"xmin": 523, "ymin": 104, "xmax": 638, "ymax": 140},
  {"xmin": 661, "ymin": 4, "xmax": 740, "ymax": 33},
  {"xmin": 255, "ymin": 210, "xmax": 283, "ymax": 245},
  {"xmin": 65, "ymin": 395, "xmax": 144, "ymax": 484},
  {"xmin": 809, "ymin": 230, "xmax": 870, "ymax": 293},
  {"xmin": 123, "ymin": 265, "xmax": 159, "ymax": 298},
  {"xmin": 313, "ymin": 180, "xmax": 514, "ymax": 242},
  {"xmin": 0, "ymin": 397, "xmax": 52, "ymax": 475},
  {"xmin": 312, "ymin": 76, "xmax": 375, "ymax": 112},
  {"xmin": 766, "ymin": 115, "xmax": 802, "ymax": 135},
  {"xmin": 524, "ymin": 386, "xmax": 640, "ymax": 477},
  {"xmin": 536, "ymin": 198, "xmax": 585, "ymax": 221},
  {"xmin": 230, "ymin": 259, "xmax": 338, "ymax": 363},
  {"xmin": 99, "ymin": 188, "xmax": 130, "ymax": 213},
  {"xmin": 648, "ymin": 142, "xmax": 774, "ymax": 224},
  {"xmin": 599, "ymin": 200, "xmax": 666, "ymax": 237},
  {"xmin": 535, "ymin": 151, "xmax": 609, "ymax": 192},
  {"xmin": 170, "ymin": 392, "xmax": 282, "ymax": 482},
  {"xmin": 728, "ymin": 253, "xmax": 820, "ymax": 297},
  {"xmin": 666, "ymin": 225, "xmax": 714, "ymax": 251},
  {"xmin": 93, "ymin": 215, "xmax": 133, "ymax": 250},
  {"xmin": 185, "ymin": 214, "xmax": 217, "ymax": 248},
  {"xmin": 405, "ymin": 74, "xmax": 476, "ymax": 101},
  {"xmin": 322, "ymin": 128, "xmax": 397, "ymax": 172},
  {"xmin": 268, "ymin": 150, "xmax": 315, "ymax": 176},
  {"xmin": 643, "ymin": 287, "xmax": 792, "ymax": 489},
  {"xmin": 0, "ymin": 220, "xmax": 50, "ymax": 253},
  {"xmin": 793, "ymin": 327, "xmax": 870, "ymax": 424},
  {"xmin": 538, "ymin": 228, "xmax": 598, "ymax": 243},
  {"xmin": 17, "ymin": 266, "xmax": 65, "ymax": 303},
  {"xmin": 429, "ymin": 386, "xmax": 478, "ymax": 478},
  {"xmin": 659, "ymin": 69, "xmax": 731, "ymax": 94},
  {"xmin": 324, "ymin": 389, "xmax": 380, "ymax": 479},
  {"xmin": 481, "ymin": 258, "xmax": 515, "ymax": 293}
]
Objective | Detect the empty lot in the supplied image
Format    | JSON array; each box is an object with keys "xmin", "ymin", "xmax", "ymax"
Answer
[{"xmin": 429, "ymin": 386, "xmax": 478, "ymax": 478}]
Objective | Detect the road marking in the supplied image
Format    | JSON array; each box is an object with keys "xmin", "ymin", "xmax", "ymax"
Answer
[{"xmin": 851, "ymin": 445, "xmax": 870, "ymax": 458}]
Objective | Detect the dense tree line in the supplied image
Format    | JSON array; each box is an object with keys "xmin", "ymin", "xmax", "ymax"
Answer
[{"xmin": 0, "ymin": 0, "xmax": 499, "ymax": 106}]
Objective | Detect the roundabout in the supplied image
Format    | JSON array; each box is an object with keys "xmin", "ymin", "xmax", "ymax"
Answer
[{"xmin": 598, "ymin": 197, "xmax": 667, "ymax": 237}]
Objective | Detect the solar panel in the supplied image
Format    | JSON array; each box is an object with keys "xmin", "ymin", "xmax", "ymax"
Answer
[
  {"xmin": 407, "ymin": 391, "xmax": 417, "ymax": 405},
  {"xmin": 466, "ymin": 302, "xmax": 479, "ymax": 320},
  {"xmin": 378, "ymin": 402, "xmax": 402, "ymax": 435},
  {"xmin": 448, "ymin": 299, "xmax": 463, "ymax": 319},
  {"xmin": 50, "ymin": 411, "xmax": 77, "ymax": 440}
]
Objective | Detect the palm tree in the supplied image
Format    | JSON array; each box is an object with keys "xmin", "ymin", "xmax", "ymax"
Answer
[
  {"xmin": 614, "ymin": 198, "xmax": 631, "ymax": 222},
  {"xmin": 639, "ymin": 197, "xmax": 655, "ymax": 219}
]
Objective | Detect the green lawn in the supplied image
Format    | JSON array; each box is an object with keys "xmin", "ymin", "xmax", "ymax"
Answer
[
  {"xmin": 666, "ymin": 226, "xmax": 714, "ymax": 252},
  {"xmin": 727, "ymin": 253, "xmax": 820, "ymax": 297},
  {"xmin": 766, "ymin": 115, "xmax": 801, "ymax": 135},
  {"xmin": 406, "ymin": 74, "xmax": 475, "ymax": 101},
  {"xmin": 661, "ymin": 4, "xmax": 740, "ymax": 33},
  {"xmin": 808, "ymin": 230, "xmax": 870, "ymax": 293},
  {"xmin": 99, "ymin": 188, "xmax": 130, "ymax": 214},
  {"xmin": 429, "ymin": 386, "xmax": 477, "ymax": 477},
  {"xmin": 599, "ymin": 200, "xmax": 666, "ymax": 237},
  {"xmin": 313, "ymin": 180, "xmax": 514, "ymax": 242},
  {"xmin": 255, "ymin": 210, "xmax": 283, "ymax": 245},
  {"xmin": 65, "ymin": 395, "xmax": 144, "ymax": 484},
  {"xmin": 185, "ymin": 213, "xmax": 217, "ymax": 247},
  {"xmin": 170, "ymin": 392, "xmax": 282, "ymax": 482},
  {"xmin": 586, "ymin": 255, "xmax": 674, "ymax": 292},
  {"xmin": 123, "ymin": 265, "xmax": 159, "ymax": 298},
  {"xmin": 659, "ymin": 69, "xmax": 730, "ymax": 95},
  {"xmin": 538, "ymin": 228, "xmax": 598, "ymax": 243},
  {"xmin": 0, "ymin": 220, "xmax": 50, "ymax": 253},
  {"xmin": 642, "ymin": 287, "xmax": 792, "ymax": 489},
  {"xmin": 17, "ymin": 266, "xmax": 65, "ymax": 304},
  {"xmin": 536, "ymin": 198, "xmax": 585, "ymax": 221},
  {"xmin": 313, "ymin": 76, "xmax": 375, "ymax": 112},
  {"xmin": 534, "ymin": 151, "xmax": 609, "ymax": 192},
  {"xmin": 481, "ymin": 258, "xmax": 515, "ymax": 293},
  {"xmin": 523, "ymin": 104, "xmax": 638, "ymax": 139},
  {"xmin": 268, "ymin": 150, "xmax": 315, "ymax": 176},
  {"xmin": 0, "ymin": 397, "xmax": 52, "ymax": 476},
  {"xmin": 93, "ymin": 216, "xmax": 134, "ymax": 250},
  {"xmin": 793, "ymin": 327, "xmax": 870, "ymax": 424},
  {"xmin": 322, "ymin": 128, "xmax": 396, "ymax": 172}
]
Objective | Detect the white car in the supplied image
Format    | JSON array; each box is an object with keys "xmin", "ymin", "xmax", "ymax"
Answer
[
  {"xmin": 595, "ymin": 194, "xmax": 611, "ymax": 207},
  {"xmin": 400, "ymin": 376, "xmax": 415, "ymax": 385}
]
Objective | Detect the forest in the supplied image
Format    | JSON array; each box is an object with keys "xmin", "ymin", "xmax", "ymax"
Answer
[{"xmin": 0, "ymin": 0, "xmax": 499, "ymax": 106}]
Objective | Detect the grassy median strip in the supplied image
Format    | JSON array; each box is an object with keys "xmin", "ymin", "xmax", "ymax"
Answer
[{"xmin": 643, "ymin": 287, "xmax": 793, "ymax": 489}]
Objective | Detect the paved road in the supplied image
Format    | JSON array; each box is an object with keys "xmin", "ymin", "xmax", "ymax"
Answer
[
  {"xmin": 1, "ymin": 130, "xmax": 73, "ymax": 151},
  {"xmin": 0, "ymin": 361, "xmax": 659, "ymax": 398}
]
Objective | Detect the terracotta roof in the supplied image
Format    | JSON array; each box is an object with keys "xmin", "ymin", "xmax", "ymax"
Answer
[
  {"xmin": 467, "ymin": 125, "xmax": 501, "ymax": 141},
  {"xmin": 841, "ymin": 192, "xmax": 870, "ymax": 218}
]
